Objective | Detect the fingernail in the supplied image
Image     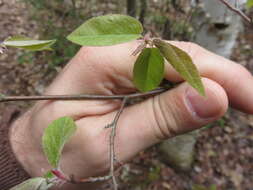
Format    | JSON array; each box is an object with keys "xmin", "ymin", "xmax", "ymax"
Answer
[{"xmin": 186, "ymin": 87, "xmax": 219, "ymax": 119}]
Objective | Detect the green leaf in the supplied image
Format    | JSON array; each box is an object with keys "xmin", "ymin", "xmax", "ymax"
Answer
[
  {"xmin": 133, "ymin": 48, "xmax": 164, "ymax": 92},
  {"xmin": 247, "ymin": 0, "xmax": 253, "ymax": 8},
  {"xmin": 10, "ymin": 178, "xmax": 52, "ymax": 190},
  {"xmin": 153, "ymin": 39, "xmax": 205, "ymax": 96},
  {"xmin": 67, "ymin": 14, "xmax": 143, "ymax": 46},
  {"xmin": 3, "ymin": 36, "xmax": 56, "ymax": 51},
  {"xmin": 42, "ymin": 116, "xmax": 77, "ymax": 168}
]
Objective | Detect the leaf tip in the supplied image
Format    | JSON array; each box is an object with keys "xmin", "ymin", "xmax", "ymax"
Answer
[
  {"xmin": 193, "ymin": 82, "xmax": 206, "ymax": 97},
  {"xmin": 199, "ymin": 88, "xmax": 206, "ymax": 97}
]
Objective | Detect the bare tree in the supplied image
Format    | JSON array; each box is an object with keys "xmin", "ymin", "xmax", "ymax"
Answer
[
  {"xmin": 127, "ymin": 0, "xmax": 137, "ymax": 17},
  {"xmin": 139, "ymin": 0, "xmax": 147, "ymax": 24}
]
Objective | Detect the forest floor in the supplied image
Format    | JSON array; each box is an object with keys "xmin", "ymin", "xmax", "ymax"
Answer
[{"xmin": 0, "ymin": 1, "xmax": 253, "ymax": 190}]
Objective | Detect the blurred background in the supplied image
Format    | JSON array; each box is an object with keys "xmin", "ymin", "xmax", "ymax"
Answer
[{"xmin": 0, "ymin": 0, "xmax": 253, "ymax": 189}]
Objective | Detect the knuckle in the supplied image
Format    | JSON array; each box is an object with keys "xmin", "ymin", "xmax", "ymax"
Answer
[
  {"xmin": 182, "ymin": 41, "xmax": 202, "ymax": 52},
  {"xmin": 234, "ymin": 63, "xmax": 249, "ymax": 74},
  {"xmin": 74, "ymin": 46, "xmax": 112, "ymax": 75},
  {"xmin": 177, "ymin": 42, "xmax": 206, "ymax": 61},
  {"xmin": 186, "ymin": 41, "xmax": 200, "ymax": 49},
  {"xmin": 186, "ymin": 42, "xmax": 205, "ymax": 56}
]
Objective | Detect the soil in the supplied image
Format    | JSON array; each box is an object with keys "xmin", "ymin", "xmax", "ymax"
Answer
[{"xmin": 0, "ymin": 1, "xmax": 253, "ymax": 190}]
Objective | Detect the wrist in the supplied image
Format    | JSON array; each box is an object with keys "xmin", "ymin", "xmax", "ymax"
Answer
[
  {"xmin": 10, "ymin": 107, "xmax": 104, "ymax": 190},
  {"xmin": 10, "ymin": 106, "xmax": 102, "ymax": 186},
  {"xmin": 0, "ymin": 107, "xmax": 30, "ymax": 189},
  {"xmin": 10, "ymin": 109, "xmax": 50, "ymax": 177}
]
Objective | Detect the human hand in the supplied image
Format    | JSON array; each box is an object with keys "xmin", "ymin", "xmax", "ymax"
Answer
[{"xmin": 10, "ymin": 41, "xmax": 253, "ymax": 189}]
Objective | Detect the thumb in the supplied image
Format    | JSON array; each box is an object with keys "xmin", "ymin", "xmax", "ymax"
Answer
[{"xmin": 110, "ymin": 78, "xmax": 228, "ymax": 161}]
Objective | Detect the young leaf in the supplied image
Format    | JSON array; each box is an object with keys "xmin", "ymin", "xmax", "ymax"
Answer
[
  {"xmin": 42, "ymin": 116, "xmax": 77, "ymax": 168},
  {"xmin": 153, "ymin": 39, "xmax": 205, "ymax": 96},
  {"xmin": 247, "ymin": 0, "xmax": 253, "ymax": 8},
  {"xmin": 3, "ymin": 36, "xmax": 56, "ymax": 51},
  {"xmin": 133, "ymin": 48, "xmax": 164, "ymax": 92},
  {"xmin": 10, "ymin": 178, "xmax": 52, "ymax": 190},
  {"xmin": 67, "ymin": 14, "xmax": 143, "ymax": 46}
]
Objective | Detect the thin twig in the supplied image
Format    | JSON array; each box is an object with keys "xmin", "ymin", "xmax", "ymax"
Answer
[
  {"xmin": 0, "ymin": 87, "xmax": 167, "ymax": 102},
  {"xmin": 34, "ymin": 87, "xmax": 168, "ymax": 187},
  {"xmin": 52, "ymin": 98, "xmax": 128, "ymax": 189},
  {"xmin": 69, "ymin": 174, "xmax": 112, "ymax": 184},
  {"xmin": 108, "ymin": 97, "xmax": 128, "ymax": 190},
  {"xmin": 217, "ymin": 0, "xmax": 252, "ymax": 24},
  {"xmin": 67, "ymin": 98, "xmax": 128, "ymax": 187}
]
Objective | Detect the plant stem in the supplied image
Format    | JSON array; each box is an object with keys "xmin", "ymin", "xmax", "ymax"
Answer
[
  {"xmin": 218, "ymin": 0, "xmax": 252, "ymax": 24},
  {"xmin": 37, "ymin": 87, "xmax": 169, "ymax": 187},
  {"xmin": 0, "ymin": 87, "xmax": 167, "ymax": 102},
  {"xmin": 109, "ymin": 97, "xmax": 128, "ymax": 190},
  {"xmin": 67, "ymin": 98, "xmax": 128, "ymax": 189}
]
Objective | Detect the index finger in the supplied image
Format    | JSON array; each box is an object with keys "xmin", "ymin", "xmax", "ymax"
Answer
[
  {"xmin": 45, "ymin": 40, "xmax": 253, "ymax": 114},
  {"xmin": 164, "ymin": 41, "xmax": 253, "ymax": 113}
]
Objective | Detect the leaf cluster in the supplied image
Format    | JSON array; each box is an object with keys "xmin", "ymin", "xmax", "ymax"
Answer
[
  {"xmin": 2, "ymin": 14, "xmax": 204, "ymax": 96},
  {"xmin": 67, "ymin": 14, "xmax": 204, "ymax": 95}
]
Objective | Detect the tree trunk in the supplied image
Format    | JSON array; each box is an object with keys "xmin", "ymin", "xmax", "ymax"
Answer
[
  {"xmin": 194, "ymin": 0, "xmax": 244, "ymax": 58},
  {"xmin": 127, "ymin": 0, "xmax": 137, "ymax": 17},
  {"xmin": 139, "ymin": 0, "xmax": 147, "ymax": 24}
]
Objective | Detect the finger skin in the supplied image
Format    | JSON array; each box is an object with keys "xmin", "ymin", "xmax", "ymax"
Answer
[
  {"xmin": 46, "ymin": 40, "xmax": 253, "ymax": 113},
  {"xmin": 167, "ymin": 41, "xmax": 253, "ymax": 113}
]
